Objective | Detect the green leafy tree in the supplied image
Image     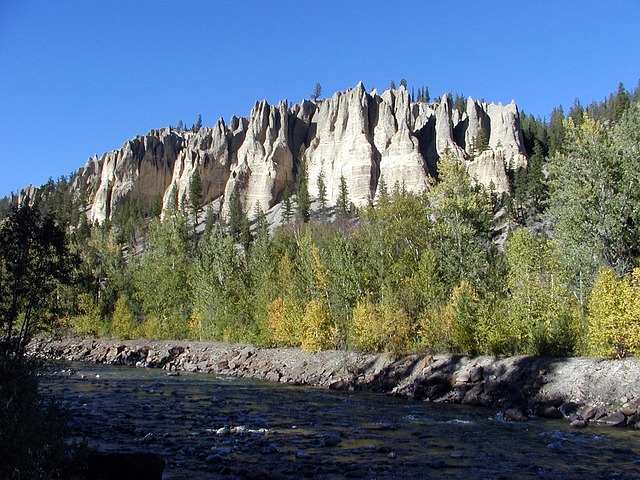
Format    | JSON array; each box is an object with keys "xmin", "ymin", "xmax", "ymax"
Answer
[
  {"xmin": 133, "ymin": 213, "xmax": 192, "ymax": 338},
  {"xmin": 0, "ymin": 204, "xmax": 74, "ymax": 357},
  {"xmin": 426, "ymin": 154, "xmax": 493, "ymax": 292},
  {"xmin": 548, "ymin": 108, "xmax": 640, "ymax": 292},
  {"xmin": 190, "ymin": 226, "xmax": 251, "ymax": 342},
  {"xmin": 503, "ymin": 229, "xmax": 580, "ymax": 356}
]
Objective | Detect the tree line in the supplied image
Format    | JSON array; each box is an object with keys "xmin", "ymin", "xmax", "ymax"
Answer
[{"xmin": 2, "ymin": 82, "xmax": 640, "ymax": 359}]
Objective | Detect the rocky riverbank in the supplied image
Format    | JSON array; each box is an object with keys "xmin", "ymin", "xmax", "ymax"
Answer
[{"xmin": 30, "ymin": 336, "xmax": 640, "ymax": 429}]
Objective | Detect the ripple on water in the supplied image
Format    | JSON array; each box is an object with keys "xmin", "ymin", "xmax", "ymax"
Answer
[{"xmin": 42, "ymin": 363, "xmax": 640, "ymax": 480}]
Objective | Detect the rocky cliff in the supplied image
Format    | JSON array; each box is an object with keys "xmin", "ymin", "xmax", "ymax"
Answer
[{"xmin": 20, "ymin": 83, "xmax": 528, "ymax": 223}]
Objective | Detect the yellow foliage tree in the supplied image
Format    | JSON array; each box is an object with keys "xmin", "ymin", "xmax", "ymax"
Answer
[
  {"xmin": 111, "ymin": 295, "xmax": 138, "ymax": 340},
  {"xmin": 352, "ymin": 297, "xmax": 413, "ymax": 353},
  {"xmin": 588, "ymin": 268, "xmax": 640, "ymax": 358},
  {"xmin": 445, "ymin": 281, "xmax": 480, "ymax": 354},
  {"xmin": 301, "ymin": 299, "xmax": 336, "ymax": 353},
  {"xmin": 267, "ymin": 297, "xmax": 304, "ymax": 347}
]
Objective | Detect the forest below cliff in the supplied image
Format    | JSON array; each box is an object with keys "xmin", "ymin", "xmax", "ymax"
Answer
[{"xmin": 2, "ymin": 82, "xmax": 640, "ymax": 358}]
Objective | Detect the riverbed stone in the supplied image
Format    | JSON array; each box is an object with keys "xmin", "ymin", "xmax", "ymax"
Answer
[
  {"xmin": 627, "ymin": 413, "xmax": 640, "ymax": 428},
  {"xmin": 470, "ymin": 366, "xmax": 484, "ymax": 382},
  {"xmin": 504, "ymin": 407, "xmax": 528, "ymax": 421},
  {"xmin": 596, "ymin": 411, "xmax": 627, "ymax": 427},
  {"xmin": 570, "ymin": 419, "xmax": 588, "ymax": 428},
  {"xmin": 536, "ymin": 405, "xmax": 564, "ymax": 419},
  {"xmin": 559, "ymin": 401, "xmax": 578, "ymax": 416}
]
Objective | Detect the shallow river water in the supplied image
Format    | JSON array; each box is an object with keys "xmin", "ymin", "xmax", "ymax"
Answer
[{"xmin": 43, "ymin": 363, "xmax": 640, "ymax": 479}]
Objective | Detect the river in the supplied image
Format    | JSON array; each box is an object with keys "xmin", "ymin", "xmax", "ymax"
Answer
[{"xmin": 42, "ymin": 363, "xmax": 640, "ymax": 479}]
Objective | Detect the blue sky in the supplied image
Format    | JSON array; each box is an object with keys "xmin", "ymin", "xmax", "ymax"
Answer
[{"xmin": 1, "ymin": 0, "xmax": 639, "ymax": 197}]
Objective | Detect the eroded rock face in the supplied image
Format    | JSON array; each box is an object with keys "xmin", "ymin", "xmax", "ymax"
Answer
[{"xmin": 17, "ymin": 84, "xmax": 528, "ymax": 223}]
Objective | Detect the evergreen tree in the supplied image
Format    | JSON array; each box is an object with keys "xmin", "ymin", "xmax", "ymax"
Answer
[
  {"xmin": 335, "ymin": 175, "xmax": 351, "ymax": 219},
  {"xmin": 203, "ymin": 204, "xmax": 217, "ymax": 234},
  {"xmin": 568, "ymin": 98, "xmax": 585, "ymax": 126},
  {"xmin": 189, "ymin": 168, "xmax": 202, "ymax": 225},
  {"xmin": 192, "ymin": 114, "xmax": 203, "ymax": 133},
  {"xmin": 311, "ymin": 83, "xmax": 322, "ymax": 102},
  {"xmin": 316, "ymin": 168, "xmax": 327, "ymax": 218},
  {"xmin": 548, "ymin": 106, "xmax": 565, "ymax": 155},
  {"xmin": 227, "ymin": 187, "xmax": 246, "ymax": 242},
  {"xmin": 389, "ymin": 80, "xmax": 396, "ymax": 90},
  {"xmin": 376, "ymin": 175, "xmax": 389, "ymax": 204},
  {"xmin": 400, "ymin": 78, "xmax": 407, "ymax": 89},
  {"xmin": 281, "ymin": 187, "xmax": 293, "ymax": 224},
  {"xmin": 295, "ymin": 146, "xmax": 311, "ymax": 222},
  {"xmin": 613, "ymin": 82, "xmax": 631, "ymax": 123}
]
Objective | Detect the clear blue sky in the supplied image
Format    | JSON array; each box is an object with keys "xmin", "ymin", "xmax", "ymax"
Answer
[{"xmin": 1, "ymin": 0, "xmax": 638, "ymax": 197}]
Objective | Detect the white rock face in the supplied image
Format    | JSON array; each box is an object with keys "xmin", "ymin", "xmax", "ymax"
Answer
[
  {"xmin": 222, "ymin": 100, "xmax": 294, "ymax": 219},
  {"xmin": 306, "ymin": 82, "xmax": 376, "ymax": 207},
  {"xmin": 374, "ymin": 87, "xmax": 429, "ymax": 197},
  {"xmin": 164, "ymin": 120, "xmax": 230, "ymax": 215},
  {"xmin": 89, "ymin": 130, "xmax": 180, "ymax": 223},
  {"xmin": 19, "ymin": 84, "xmax": 529, "ymax": 224},
  {"xmin": 486, "ymin": 101, "xmax": 528, "ymax": 171}
]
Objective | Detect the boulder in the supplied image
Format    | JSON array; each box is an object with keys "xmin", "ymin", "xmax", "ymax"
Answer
[{"xmin": 595, "ymin": 411, "xmax": 627, "ymax": 427}]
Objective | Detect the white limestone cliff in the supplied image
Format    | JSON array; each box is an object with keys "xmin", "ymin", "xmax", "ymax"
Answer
[{"xmin": 17, "ymin": 84, "xmax": 528, "ymax": 224}]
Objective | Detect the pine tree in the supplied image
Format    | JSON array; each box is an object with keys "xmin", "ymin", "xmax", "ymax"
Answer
[
  {"xmin": 192, "ymin": 114, "xmax": 202, "ymax": 133},
  {"xmin": 311, "ymin": 83, "xmax": 322, "ymax": 102},
  {"xmin": 189, "ymin": 168, "xmax": 202, "ymax": 226},
  {"xmin": 548, "ymin": 106, "xmax": 565, "ymax": 155},
  {"xmin": 316, "ymin": 168, "xmax": 327, "ymax": 219},
  {"xmin": 335, "ymin": 175, "xmax": 351, "ymax": 219},
  {"xmin": 227, "ymin": 188, "xmax": 245, "ymax": 241},
  {"xmin": 295, "ymin": 146, "xmax": 311, "ymax": 222},
  {"xmin": 281, "ymin": 187, "xmax": 293, "ymax": 224}
]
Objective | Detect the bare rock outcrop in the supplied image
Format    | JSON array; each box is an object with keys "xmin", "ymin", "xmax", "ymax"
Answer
[
  {"xmin": 16, "ymin": 83, "xmax": 529, "ymax": 224},
  {"xmin": 306, "ymin": 82, "xmax": 377, "ymax": 207}
]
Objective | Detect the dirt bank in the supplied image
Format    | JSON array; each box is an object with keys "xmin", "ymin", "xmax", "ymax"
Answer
[{"xmin": 30, "ymin": 336, "xmax": 640, "ymax": 428}]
